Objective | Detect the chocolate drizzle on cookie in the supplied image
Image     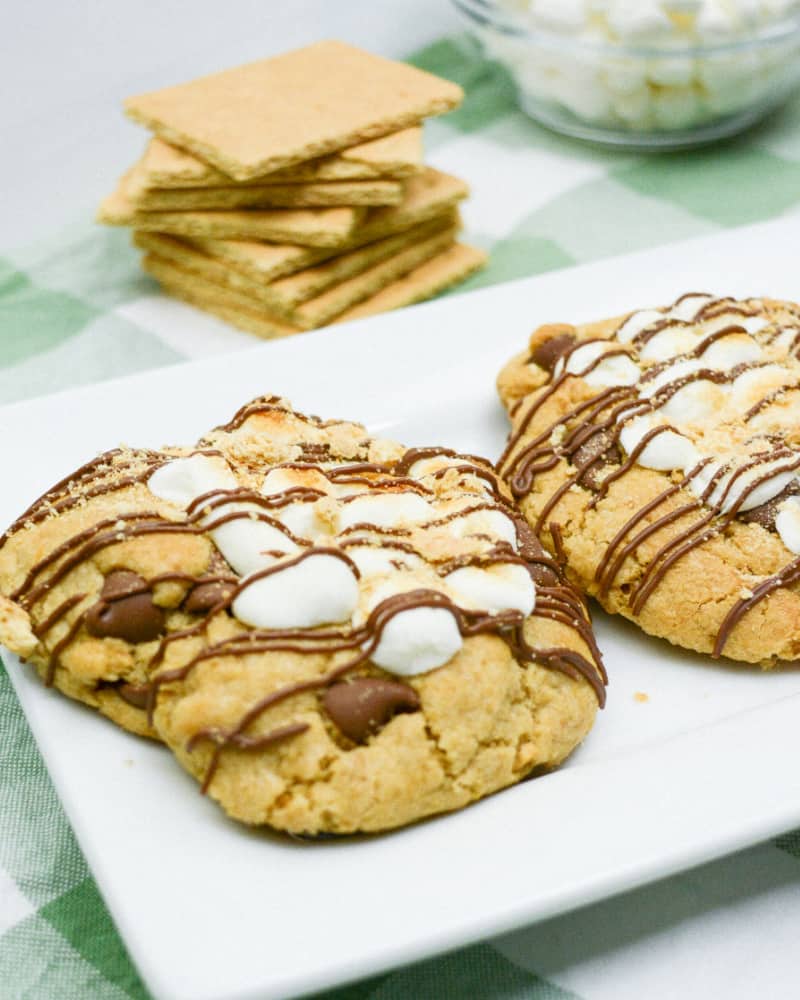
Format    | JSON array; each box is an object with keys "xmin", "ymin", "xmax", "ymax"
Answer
[
  {"xmin": 0, "ymin": 397, "xmax": 605, "ymax": 796},
  {"xmin": 499, "ymin": 293, "xmax": 800, "ymax": 657}
]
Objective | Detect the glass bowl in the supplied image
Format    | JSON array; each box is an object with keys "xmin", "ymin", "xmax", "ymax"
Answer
[{"xmin": 451, "ymin": 0, "xmax": 800, "ymax": 148}]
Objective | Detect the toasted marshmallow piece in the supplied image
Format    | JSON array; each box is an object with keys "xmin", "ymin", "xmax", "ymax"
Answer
[
  {"xmin": 232, "ymin": 553, "xmax": 358, "ymax": 629},
  {"xmin": 556, "ymin": 341, "xmax": 640, "ymax": 388},
  {"xmin": 659, "ymin": 379, "xmax": 728, "ymax": 423},
  {"xmin": 708, "ymin": 460, "xmax": 797, "ymax": 514},
  {"xmin": 148, "ymin": 454, "xmax": 237, "ymax": 508},
  {"xmin": 639, "ymin": 327, "xmax": 701, "ymax": 363},
  {"xmin": 370, "ymin": 606, "xmax": 463, "ymax": 676},
  {"xmin": 262, "ymin": 466, "xmax": 331, "ymax": 497},
  {"xmin": 149, "ymin": 455, "xmax": 298, "ymax": 574},
  {"xmin": 209, "ymin": 516, "xmax": 299, "ymax": 576},
  {"xmin": 731, "ymin": 365, "xmax": 791, "ymax": 409},
  {"xmin": 446, "ymin": 564, "xmax": 536, "ymax": 615},
  {"xmin": 336, "ymin": 492, "xmax": 434, "ymax": 531},
  {"xmin": 776, "ymin": 496, "xmax": 800, "ymax": 554},
  {"xmin": 446, "ymin": 508, "xmax": 518, "ymax": 548},
  {"xmin": 273, "ymin": 500, "xmax": 325, "ymax": 543},
  {"xmin": 345, "ymin": 545, "xmax": 424, "ymax": 577},
  {"xmin": 619, "ymin": 417, "xmax": 700, "ymax": 470},
  {"xmin": 616, "ymin": 309, "xmax": 664, "ymax": 343},
  {"xmin": 667, "ymin": 294, "xmax": 714, "ymax": 322},
  {"xmin": 699, "ymin": 333, "xmax": 763, "ymax": 369},
  {"xmin": 639, "ymin": 358, "xmax": 702, "ymax": 397}
]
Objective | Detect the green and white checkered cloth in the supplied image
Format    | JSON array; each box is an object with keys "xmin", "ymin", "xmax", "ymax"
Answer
[{"xmin": 3, "ymin": 34, "xmax": 800, "ymax": 1000}]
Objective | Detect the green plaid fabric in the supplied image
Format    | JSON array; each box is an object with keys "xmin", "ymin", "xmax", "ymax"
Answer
[{"xmin": 3, "ymin": 35, "xmax": 800, "ymax": 1000}]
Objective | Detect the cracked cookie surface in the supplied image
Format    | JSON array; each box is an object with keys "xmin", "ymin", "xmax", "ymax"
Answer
[
  {"xmin": 0, "ymin": 397, "xmax": 603, "ymax": 834},
  {"xmin": 497, "ymin": 293, "xmax": 800, "ymax": 664}
]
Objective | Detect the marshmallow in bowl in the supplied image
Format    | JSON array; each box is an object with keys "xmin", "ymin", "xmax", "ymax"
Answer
[{"xmin": 475, "ymin": 0, "xmax": 800, "ymax": 134}]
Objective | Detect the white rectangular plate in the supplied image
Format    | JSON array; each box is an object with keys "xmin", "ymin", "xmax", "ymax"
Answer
[{"xmin": 6, "ymin": 217, "xmax": 800, "ymax": 1000}]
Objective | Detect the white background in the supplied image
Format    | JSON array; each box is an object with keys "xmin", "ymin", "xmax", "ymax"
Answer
[{"xmin": 1, "ymin": 0, "xmax": 459, "ymax": 252}]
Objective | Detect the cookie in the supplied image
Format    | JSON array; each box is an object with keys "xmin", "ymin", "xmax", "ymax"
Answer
[
  {"xmin": 137, "ymin": 129, "xmax": 423, "ymax": 188},
  {"xmin": 497, "ymin": 293, "xmax": 800, "ymax": 664},
  {"xmin": 0, "ymin": 398, "xmax": 604, "ymax": 833},
  {"xmin": 124, "ymin": 41, "xmax": 461, "ymax": 180},
  {"xmin": 98, "ymin": 182, "xmax": 365, "ymax": 245},
  {"xmin": 128, "ymin": 178, "xmax": 405, "ymax": 211}
]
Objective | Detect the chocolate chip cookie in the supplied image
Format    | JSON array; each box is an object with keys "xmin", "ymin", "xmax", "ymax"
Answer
[
  {"xmin": 497, "ymin": 293, "xmax": 800, "ymax": 664},
  {"xmin": 0, "ymin": 397, "xmax": 604, "ymax": 834}
]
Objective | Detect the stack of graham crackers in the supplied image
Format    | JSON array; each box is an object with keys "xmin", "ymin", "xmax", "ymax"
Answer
[{"xmin": 98, "ymin": 41, "xmax": 487, "ymax": 338}]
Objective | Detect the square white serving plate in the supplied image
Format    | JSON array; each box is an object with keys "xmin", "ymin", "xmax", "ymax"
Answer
[{"xmin": 6, "ymin": 217, "xmax": 800, "ymax": 1000}]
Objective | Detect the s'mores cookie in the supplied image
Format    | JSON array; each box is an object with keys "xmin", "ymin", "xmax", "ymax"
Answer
[
  {"xmin": 497, "ymin": 293, "xmax": 800, "ymax": 664},
  {"xmin": 0, "ymin": 398, "xmax": 604, "ymax": 834}
]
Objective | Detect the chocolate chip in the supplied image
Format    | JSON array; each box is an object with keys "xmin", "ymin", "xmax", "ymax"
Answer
[
  {"xmin": 184, "ymin": 580, "xmax": 236, "ymax": 614},
  {"xmin": 323, "ymin": 677, "xmax": 421, "ymax": 743},
  {"xmin": 740, "ymin": 480, "xmax": 800, "ymax": 531},
  {"xmin": 528, "ymin": 331, "xmax": 576, "ymax": 373},
  {"xmin": 514, "ymin": 519, "xmax": 560, "ymax": 587},
  {"xmin": 85, "ymin": 573, "xmax": 165, "ymax": 644},
  {"xmin": 117, "ymin": 682, "xmax": 151, "ymax": 710},
  {"xmin": 99, "ymin": 570, "xmax": 149, "ymax": 602},
  {"xmin": 571, "ymin": 428, "xmax": 619, "ymax": 490}
]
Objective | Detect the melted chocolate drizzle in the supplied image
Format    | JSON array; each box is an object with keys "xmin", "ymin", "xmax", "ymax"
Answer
[
  {"xmin": 500, "ymin": 293, "xmax": 800, "ymax": 657},
  {"xmin": 3, "ymin": 410, "xmax": 605, "ymax": 794}
]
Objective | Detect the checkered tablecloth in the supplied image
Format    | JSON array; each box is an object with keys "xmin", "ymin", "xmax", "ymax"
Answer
[{"xmin": 3, "ymin": 35, "xmax": 800, "ymax": 1000}]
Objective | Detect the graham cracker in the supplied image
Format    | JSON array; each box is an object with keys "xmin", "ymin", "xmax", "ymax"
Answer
[
  {"xmin": 266, "ymin": 213, "xmax": 458, "ymax": 307},
  {"xmin": 340, "ymin": 128, "xmax": 423, "ymax": 172},
  {"xmin": 138, "ymin": 226, "xmax": 456, "ymax": 329},
  {"xmin": 124, "ymin": 41, "xmax": 462, "ymax": 180},
  {"xmin": 338, "ymin": 168, "xmax": 468, "ymax": 247},
  {"xmin": 141, "ymin": 253, "xmax": 301, "ymax": 338},
  {"xmin": 98, "ymin": 183, "xmax": 364, "ymax": 246},
  {"xmin": 179, "ymin": 168, "xmax": 465, "ymax": 277},
  {"xmin": 146, "ymin": 242, "xmax": 486, "ymax": 339},
  {"xmin": 183, "ymin": 236, "xmax": 332, "ymax": 280},
  {"xmin": 336, "ymin": 243, "xmax": 487, "ymax": 322},
  {"xmin": 164, "ymin": 288, "xmax": 302, "ymax": 341},
  {"xmin": 130, "ymin": 178, "xmax": 404, "ymax": 211},
  {"xmin": 291, "ymin": 228, "xmax": 457, "ymax": 328},
  {"xmin": 135, "ymin": 214, "xmax": 457, "ymax": 312},
  {"xmin": 138, "ymin": 130, "xmax": 422, "ymax": 188}
]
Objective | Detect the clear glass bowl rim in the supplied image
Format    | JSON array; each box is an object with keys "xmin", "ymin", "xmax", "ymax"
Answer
[{"xmin": 452, "ymin": 0, "xmax": 800, "ymax": 58}]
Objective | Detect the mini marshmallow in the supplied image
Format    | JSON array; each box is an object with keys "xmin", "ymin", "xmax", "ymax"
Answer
[
  {"xmin": 639, "ymin": 326, "xmax": 701, "ymax": 362},
  {"xmin": 659, "ymin": 378, "xmax": 729, "ymax": 423},
  {"xmin": 345, "ymin": 545, "xmax": 424, "ymax": 577},
  {"xmin": 370, "ymin": 605, "xmax": 463, "ymax": 676},
  {"xmin": 667, "ymin": 294, "xmax": 714, "ymax": 322},
  {"xmin": 776, "ymin": 495, "xmax": 800, "ymax": 553},
  {"xmin": 209, "ymin": 515, "xmax": 299, "ymax": 576},
  {"xmin": 708, "ymin": 460, "xmax": 797, "ymax": 513},
  {"xmin": 558, "ymin": 341, "xmax": 641, "ymax": 387},
  {"xmin": 148, "ymin": 454, "xmax": 237, "ymax": 508},
  {"xmin": 699, "ymin": 333, "xmax": 763, "ymax": 369},
  {"xmin": 446, "ymin": 508, "xmax": 519, "ymax": 548},
  {"xmin": 232, "ymin": 553, "xmax": 358, "ymax": 630},
  {"xmin": 619, "ymin": 416, "xmax": 701, "ymax": 470},
  {"xmin": 616, "ymin": 309, "xmax": 664, "ymax": 343},
  {"xmin": 336, "ymin": 492, "xmax": 434, "ymax": 532},
  {"xmin": 445, "ymin": 563, "xmax": 536, "ymax": 615}
]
